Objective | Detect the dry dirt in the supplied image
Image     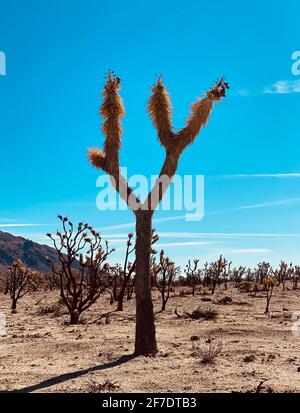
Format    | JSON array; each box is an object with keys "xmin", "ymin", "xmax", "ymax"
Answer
[{"xmin": 1, "ymin": 285, "xmax": 300, "ymax": 393}]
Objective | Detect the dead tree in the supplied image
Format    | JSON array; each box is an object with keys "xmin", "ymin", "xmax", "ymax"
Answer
[
  {"xmin": 255, "ymin": 262, "xmax": 270, "ymax": 284},
  {"xmin": 184, "ymin": 259, "xmax": 199, "ymax": 296},
  {"xmin": 277, "ymin": 260, "xmax": 289, "ymax": 291},
  {"xmin": 223, "ymin": 260, "xmax": 232, "ymax": 290},
  {"xmin": 110, "ymin": 264, "xmax": 122, "ymax": 303},
  {"xmin": 116, "ymin": 233, "xmax": 135, "ymax": 311},
  {"xmin": 232, "ymin": 266, "xmax": 246, "ymax": 290},
  {"xmin": 293, "ymin": 265, "xmax": 300, "ymax": 290},
  {"xmin": 44, "ymin": 270, "xmax": 60, "ymax": 291},
  {"xmin": 116, "ymin": 230, "xmax": 158, "ymax": 311},
  {"xmin": 47, "ymin": 216, "xmax": 113, "ymax": 324},
  {"xmin": 88, "ymin": 71, "xmax": 228, "ymax": 355},
  {"xmin": 208, "ymin": 255, "xmax": 227, "ymax": 295},
  {"xmin": 7, "ymin": 260, "xmax": 35, "ymax": 310},
  {"xmin": 262, "ymin": 276, "xmax": 277, "ymax": 314},
  {"xmin": 153, "ymin": 250, "xmax": 178, "ymax": 312}
]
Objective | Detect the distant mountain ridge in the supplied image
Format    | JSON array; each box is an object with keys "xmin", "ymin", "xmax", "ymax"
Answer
[{"xmin": 0, "ymin": 231, "xmax": 58, "ymax": 273}]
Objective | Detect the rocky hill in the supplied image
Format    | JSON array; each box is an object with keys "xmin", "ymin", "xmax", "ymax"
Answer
[{"xmin": 0, "ymin": 231, "xmax": 58, "ymax": 273}]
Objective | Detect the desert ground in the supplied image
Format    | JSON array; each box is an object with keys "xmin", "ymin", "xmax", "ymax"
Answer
[{"xmin": 1, "ymin": 285, "xmax": 300, "ymax": 393}]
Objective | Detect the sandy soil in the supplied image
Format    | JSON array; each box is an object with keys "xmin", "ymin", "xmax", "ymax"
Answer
[{"xmin": 1, "ymin": 285, "xmax": 300, "ymax": 393}]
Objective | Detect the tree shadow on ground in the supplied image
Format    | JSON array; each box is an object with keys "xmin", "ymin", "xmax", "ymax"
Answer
[{"xmin": 11, "ymin": 354, "xmax": 135, "ymax": 393}]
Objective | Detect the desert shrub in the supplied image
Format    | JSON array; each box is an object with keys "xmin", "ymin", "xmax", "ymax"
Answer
[
  {"xmin": 38, "ymin": 305, "xmax": 54, "ymax": 315},
  {"xmin": 192, "ymin": 337, "xmax": 223, "ymax": 364},
  {"xmin": 190, "ymin": 307, "xmax": 218, "ymax": 320},
  {"xmin": 38, "ymin": 302, "xmax": 63, "ymax": 317},
  {"xmin": 201, "ymin": 297, "xmax": 212, "ymax": 302},
  {"xmin": 87, "ymin": 380, "xmax": 119, "ymax": 393},
  {"xmin": 175, "ymin": 306, "xmax": 218, "ymax": 320},
  {"xmin": 213, "ymin": 296, "xmax": 233, "ymax": 305}
]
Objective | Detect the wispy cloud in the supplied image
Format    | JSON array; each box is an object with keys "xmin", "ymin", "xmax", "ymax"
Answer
[
  {"xmin": 0, "ymin": 223, "xmax": 51, "ymax": 228},
  {"xmin": 101, "ymin": 231, "xmax": 300, "ymax": 241},
  {"xmin": 97, "ymin": 214, "xmax": 186, "ymax": 231},
  {"xmin": 219, "ymin": 173, "xmax": 300, "ymax": 178},
  {"xmin": 263, "ymin": 79, "xmax": 300, "ymax": 94},
  {"xmin": 105, "ymin": 239, "xmax": 129, "ymax": 244},
  {"xmin": 237, "ymin": 89, "xmax": 250, "ymax": 97},
  {"xmin": 97, "ymin": 222, "xmax": 135, "ymax": 231},
  {"xmin": 157, "ymin": 241, "xmax": 214, "ymax": 247},
  {"xmin": 224, "ymin": 248, "xmax": 271, "ymax": 254},
  {"xmin": 207, "ymin": 197, "xmax": 300, "ymax": 217},
  {"xmin": 157, "ymin": 232, "xmax": 300, "ymax": 239},
  {"xmin": 237, "ymin": 198, "xmax": 300, "ymax": 210}
]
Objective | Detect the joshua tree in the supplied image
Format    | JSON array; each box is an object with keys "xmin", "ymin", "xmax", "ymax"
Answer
[
  {"xmin": 255, "ymin": 262, "xmax": 270, "ymax": 284},
  {"xmin": 153, "ymin": 250, "xmax": 178, "ymax": 312},
  {"xmin": 208, "ymin": 255, "xmax": 228, "ymax": 295},
  {"xmin": 117, "ymin": 230, "xmax": 159, "ymax": 311},
  {"xmin": 292, "ymin": 265, "xmax": 300, "ymax": 290},
  {"xmin": 184, "ymin": 259, "xmax": 200, "ymax": 296},
  {"xmin": 223, "ymin": 260, "xmax": 232, "ymax": 290},
  {"xmin": 88, "ymin": 71, "xmax": 228, "ymax": 355},
  {"xmin": 47, "ymin": 216, "xmax": 113, "ymax": 324},
  {"xmin": 6, "ymin": 260, "xmax": 38, "ymax": 310},
  {"xmin": 276, "ymin": 260, "xmax": 290, "ymax": 291},
  {"xmin": 44, "ymin": 270, "xmax": 60, "ymax": 291},
  {"xmin": 116, "ymin": 234, "xmax": 135, "ymax": 311},
  {"xmin": 232, "ymin": 265, "xmax": 247, "ymax": 290},
  {"xmin": 262, "ymin": 276, "xmax": 277, "ymax": 314}
]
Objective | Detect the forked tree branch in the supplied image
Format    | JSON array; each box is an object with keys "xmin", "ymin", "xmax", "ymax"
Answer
[{"xmin": 88, "ymin": 72, "xmax": 228, "ymax": 213}]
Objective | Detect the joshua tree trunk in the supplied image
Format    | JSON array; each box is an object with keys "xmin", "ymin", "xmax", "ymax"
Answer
[
  {"xmin": 11, "ymin": 298, "xmax": 17, "ymax": 311},
  {"xmin": 70, "ymin": 309, "xmax": 80, "ymax": 325},
  {"xmin": 117, "ymin": 275, "xmax": 131, "ymax": 311},
  {"xmin": 134, "ymin": 210, "xmax": 157, "ymax": 355},
  {"xmin": 117, "ymin": 284, "xmax": 126, "ymax": 311}
]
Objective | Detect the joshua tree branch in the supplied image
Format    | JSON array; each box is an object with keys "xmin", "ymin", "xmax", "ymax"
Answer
[{"xmin": 148, "ymin": 77, "xmax": 174, "ymax": 149}]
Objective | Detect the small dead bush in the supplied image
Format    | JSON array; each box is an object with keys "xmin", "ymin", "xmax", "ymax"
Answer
[
  {"xmin": 175, "ymin": 306, "xmax": 218, "ymax": 320},
  {"xmin": 243, "ymin": 354, "xmax": 256, "ymax": 363},
  {"xmin": 188, "ymin": 306, "xmax": 218, "ymax": 320},
  {"xmin": 213, "ymin": 296, "xmax": 233, "ymax": 305},
  {"xmin": 38, "ymin": 302, "xmax": 63, "ymax": 317},
  {"xmin": 38, "ymin": 305, "xmax": 54, "ymax": 315},
  {"xmin": 87, "ymin": 380, "xmax": 119, "ymax": 393},
  {"xmin": 201, "ymin": 297, "xmax": 212, "ymax": 302},
  {"xmin": 193, "ymin": 337, "xmax": 223, "ymax": 364}
]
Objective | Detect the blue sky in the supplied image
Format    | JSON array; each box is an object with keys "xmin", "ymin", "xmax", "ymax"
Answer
[{"xmin": 0, "ymin": 0, "xmax": 300, "ymax": 268}]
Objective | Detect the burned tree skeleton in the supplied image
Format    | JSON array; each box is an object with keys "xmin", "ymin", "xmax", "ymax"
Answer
[{"xmin": 47, "ymin": 216, "xmax": 113, "ymax": 324}]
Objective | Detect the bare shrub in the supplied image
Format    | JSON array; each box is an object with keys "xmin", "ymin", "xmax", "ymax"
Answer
[
  {"xmin": 153, "ymin": 250, "xmax": 179, "ymax": 312},
  {"xmin": 175, "ymin": 306, "xmax": 218, "ymax": 320},
  {"xmin": 213, "ymin": 296, "xmax": 233, "ymax": 305},
  {"xmin": 193, "ymin": 337, "xmax": 223, "ymax": 364},
  {"xmin": 87, "ymin": 380, "xmax": 119, "ymax": 393},
  {"xmin": 38, "ymin": 302, "xmax": 63, "ymax": 317}
]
